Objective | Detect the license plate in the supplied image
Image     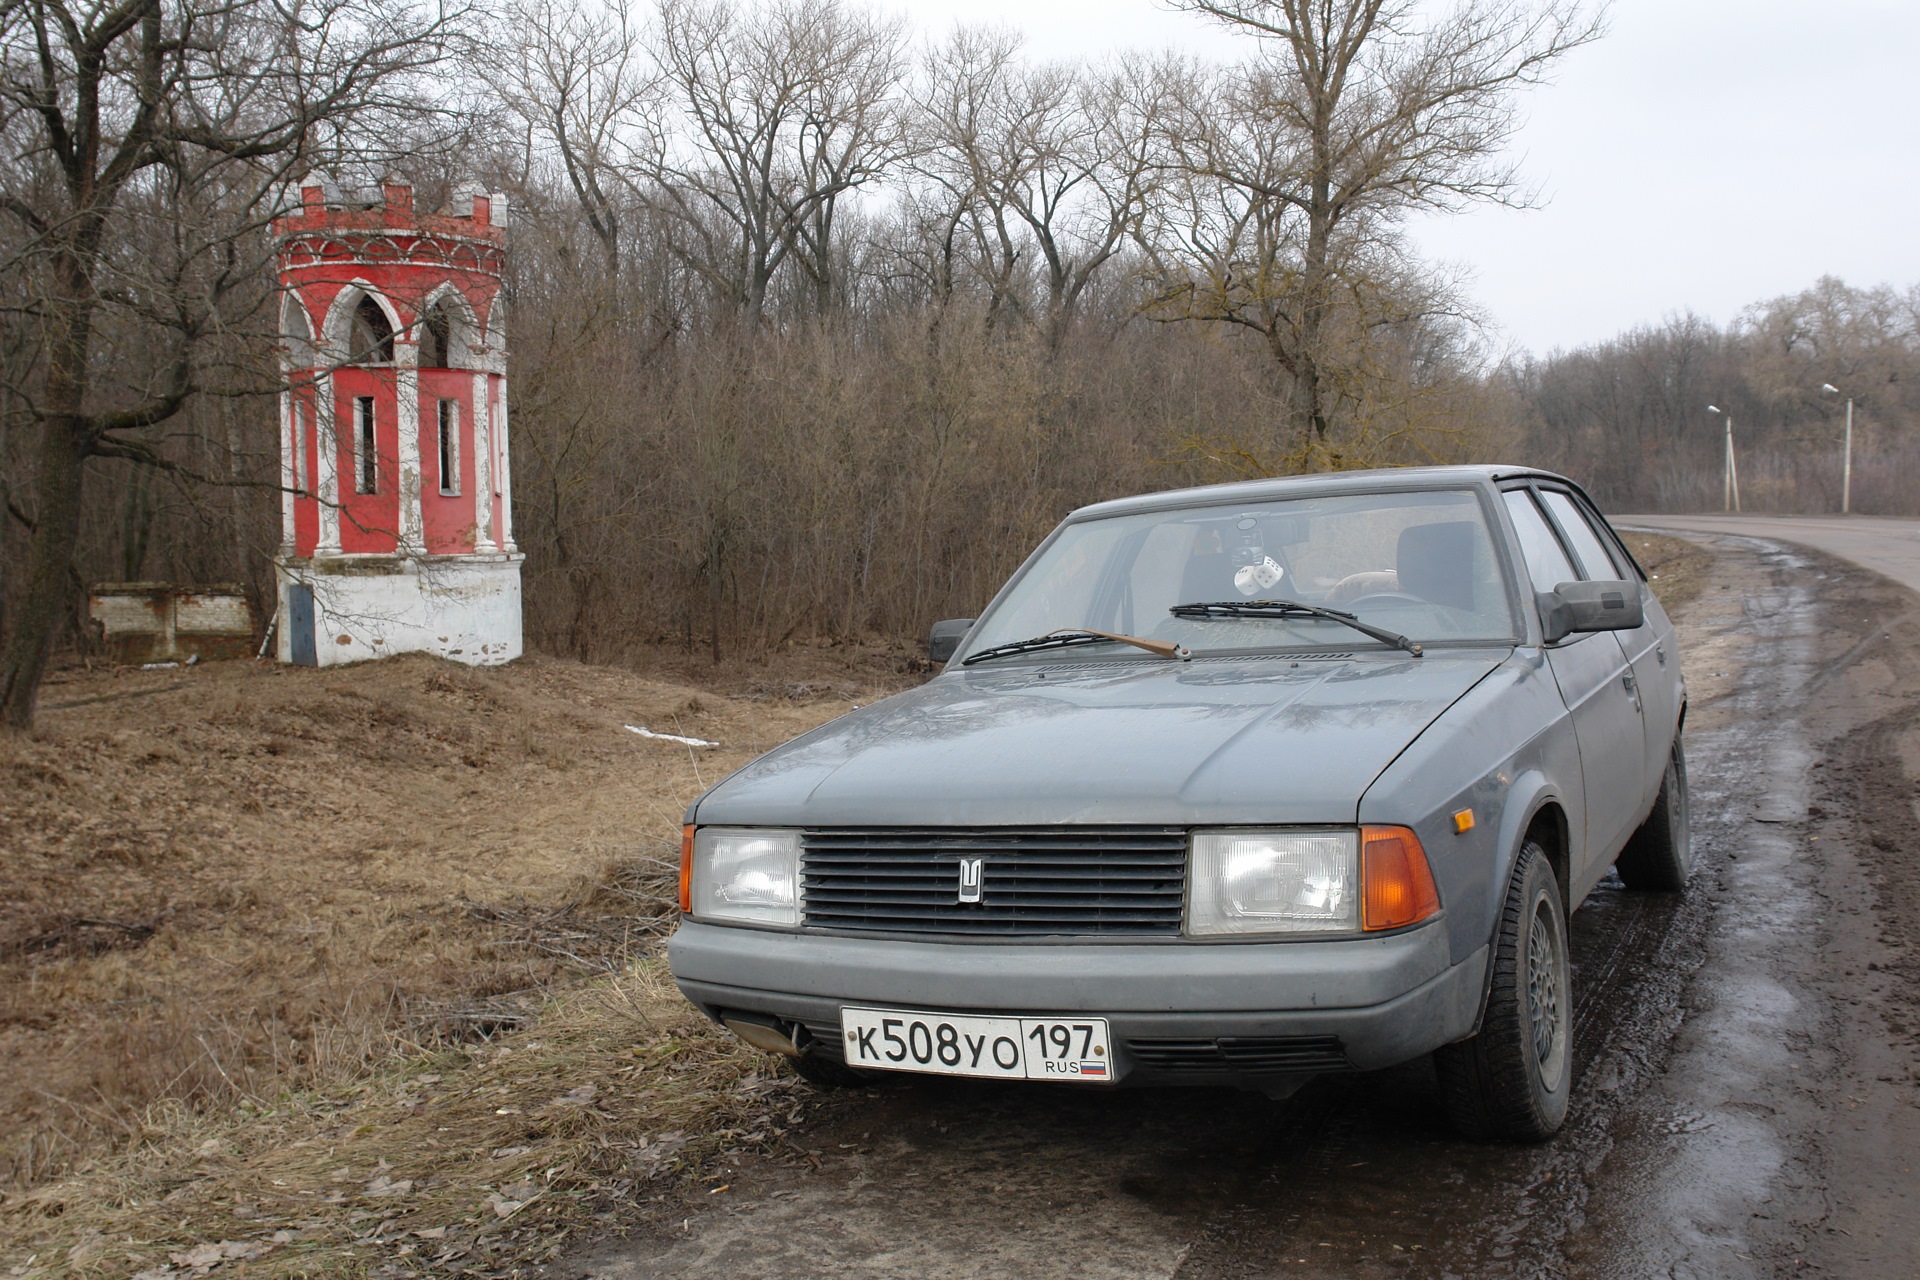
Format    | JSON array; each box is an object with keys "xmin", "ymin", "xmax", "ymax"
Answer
[{"xmin": 840, "ymin": 1007, "xmax": 1114, "ymax": 1082}]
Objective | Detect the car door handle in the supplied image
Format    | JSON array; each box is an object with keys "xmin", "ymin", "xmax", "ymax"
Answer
[
  {"xmin": 1622, "ymin": 671, "xmax": 1637, "ymax": 695},
  {"xmin": 1655, "ymin": 644, "xmax": 1667, "ymax": 666}
]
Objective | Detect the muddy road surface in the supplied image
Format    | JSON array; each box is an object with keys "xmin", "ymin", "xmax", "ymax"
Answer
[{"xmin": 564, "ymin": 529, "xmax": 1920, "ymax": 1280}]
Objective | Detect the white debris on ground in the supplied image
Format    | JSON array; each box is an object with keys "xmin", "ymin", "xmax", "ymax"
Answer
[{"xmin": 624, "ymin": 725, "xmax": 720, "ymax": 748}]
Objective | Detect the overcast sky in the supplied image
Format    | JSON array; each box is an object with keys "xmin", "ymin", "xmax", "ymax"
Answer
[{"xmin": 887, "ymin": 0, "xmax": 1920, "ymax": 357}]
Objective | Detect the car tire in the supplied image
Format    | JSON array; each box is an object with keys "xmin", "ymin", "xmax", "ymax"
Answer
[
  {"xmin": 790, "ymin": 1051, "xmax": 876, "ymax": 1090},
  {"xmin": 1434, "ymin": 841, "xmax": 1573, "ymax": 1143},
  {"xmin": 1615, "ymin": 736, "xmax": 1691, "ymax": 891}
]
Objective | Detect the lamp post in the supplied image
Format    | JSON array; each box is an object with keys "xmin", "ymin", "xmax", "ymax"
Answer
[
  {"xmin": 1708, "ymin": 404, "xmax": 1740, "ymax": 512},
  {"xmin": 1822, "ymin": 383, "xmax": 1853, "ymax": 514}
]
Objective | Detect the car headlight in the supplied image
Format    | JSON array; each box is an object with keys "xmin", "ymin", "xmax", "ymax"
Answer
[
  {"xmin": 1187, "ymin": 829, "xmax": 1358, "ymax": 936},
  {"xmin": 1186, "ymin": 827, "xmax": 1442, "ymax": 936},
  {"xmin": 688, "ymin": 828, "xmax": 800, "ymax": 927}
]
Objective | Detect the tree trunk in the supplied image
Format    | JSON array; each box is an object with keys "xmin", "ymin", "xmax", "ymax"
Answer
[
  {"xmin": 1298, "ymin": 111, "xmax": 1334, "ymax": 459},
  {"xmin": 120, "ymin": 460, "xmax": 155, "ymax": 581},
  {"xmin": 2, "ymin": 417, "xmax": 91, "ymax": 728},
  {"xmin": 3, "ymin": 236, "xmax": 105, "ymax": 728}
]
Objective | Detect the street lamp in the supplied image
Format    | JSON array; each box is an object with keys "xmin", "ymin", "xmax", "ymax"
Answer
[
  {"xmin": 1822, "ymin": 383, "xmax": 1853, "ymax": 514},
  {"xmin": 1707, "ymin": 404, "xmax": 1740, "ymax": 512}
]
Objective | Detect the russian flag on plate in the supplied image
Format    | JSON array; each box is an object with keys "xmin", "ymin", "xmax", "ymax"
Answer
[{"xmin": 1079, "ymin": 1061, "xmax": 1108, "ymax": 1077}]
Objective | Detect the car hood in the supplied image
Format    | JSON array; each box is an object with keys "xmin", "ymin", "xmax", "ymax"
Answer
[{"xmin": 693, "ymin": 651, "xmax": 1508, "ymax": 827}]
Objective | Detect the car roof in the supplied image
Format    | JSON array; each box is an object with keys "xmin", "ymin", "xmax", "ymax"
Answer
[{"xmin": 1064, "ymin": 464, "xmax": 1577, "ymax": 522}]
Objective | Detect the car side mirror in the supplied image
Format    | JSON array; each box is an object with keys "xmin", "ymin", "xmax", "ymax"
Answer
[
  {"xmin": 928, "ymin": 618, "xmax": 975, "ymax": 664},
  {"xmin": 1537, "ymin": 581, "xmax": 1645, "ymax": 644}
]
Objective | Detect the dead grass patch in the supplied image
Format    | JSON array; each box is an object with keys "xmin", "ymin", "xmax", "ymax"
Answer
[
  {"xmin": 1622, "ymin": 531, "xmax": 1714, "ymax": 614},
  {"xmin": 0, "ymin": 649, "xmax": 910, "ymax": 1195},
  {"xmin": 1, "ymin": 957, "xmax": 817, "ymax": 1279}
]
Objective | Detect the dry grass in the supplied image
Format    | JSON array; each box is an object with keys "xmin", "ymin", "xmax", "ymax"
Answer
[
  {"xmin": 2, "ymin": 957, "xmax": 821, "ymax": 1278},
  {"xmin": 0, "ymin": 647, "xmax": 916, "ymax": 1204},
  {"xmin": 1620, "ymin": 531, "xmax": 1715, "ymax": 614}
]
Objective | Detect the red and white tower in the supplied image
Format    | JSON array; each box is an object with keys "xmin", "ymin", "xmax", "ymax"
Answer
[{"xmin": 272, "ymin": 179, "xmax": 523, "ymax": 666}]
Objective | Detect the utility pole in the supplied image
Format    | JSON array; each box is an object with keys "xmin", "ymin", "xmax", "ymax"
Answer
[
  {"xmin": 1824, "ymin": 383, "xmax": 1854, "ymax": 514},
  {"xmin": 1843, "ymin": 396, "xmax": 1853, "ymax": 514},
  {"xmin": 1710, "ymin": 404, "xmax": 1740, "ymax": 512}
]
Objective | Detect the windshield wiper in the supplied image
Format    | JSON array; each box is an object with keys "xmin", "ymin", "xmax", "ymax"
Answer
[
  {"xmin": 961, "ymin": 627, "xmax": 1190, "ymax": 666},
  {"xmin": 1169, "ymin": 599, "xmax": 1423, "ymax": 658}
]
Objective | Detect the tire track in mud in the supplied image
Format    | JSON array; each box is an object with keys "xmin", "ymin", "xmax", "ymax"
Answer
[{"xmin": 1550, "ymin": 539, "xmax": 1920, "ymax": 1280}]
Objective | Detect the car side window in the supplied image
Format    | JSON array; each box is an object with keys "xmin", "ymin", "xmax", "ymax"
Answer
[
  {"xmin": 1502, "ymin": 489, "xmax": 1577, "ymax": 592},
  {"xmin": 1571, "ymin": 492, "xmax": 1647, "ymax": 581},
  {"xmin": 1539, "ymin": 490, "xmax": 1624, "ymax": 580}
]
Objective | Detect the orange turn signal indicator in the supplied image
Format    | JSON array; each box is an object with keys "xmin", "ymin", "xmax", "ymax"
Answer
[
  {"xmin": 1452, "ymin": 808, "xmax": 1475, "ymax": 834},
  {"xmin": 1360, "ymin": 825, "xmax": 1442, "ymax": 931},
  {"xmin": 679, "ymin": 825, "xmax": 696, "ymax": 915}
]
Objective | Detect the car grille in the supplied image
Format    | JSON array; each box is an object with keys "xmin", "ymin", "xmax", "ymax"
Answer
[
  {"xmin": 1126, "ymin": 1035, "xmax": 1350, "ymax": 1074},
  {"xmin": 800, "ymin": 826, "xmax": 1188, "ymax": 937}
]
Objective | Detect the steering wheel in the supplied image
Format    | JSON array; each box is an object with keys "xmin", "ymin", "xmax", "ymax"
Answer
[{"xmin": 1341, "ymin": 591, "xmax": 1428, "ymax": 610}]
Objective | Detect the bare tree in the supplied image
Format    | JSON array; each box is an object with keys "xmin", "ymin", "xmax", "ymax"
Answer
[
  {"xmin": 0, "ymin": 0, "xmax": 464, "ymax": 728},
  {"xmin": 910, "ymin": 26, "xmax": 1030, "ymax": 328},
  {"xmin": 484, "ymin": 0, "xmax": 654, "ymax": 276},
  {"xmin": 914, "ymin": 31, "xmax": 1164, "ymax": 348},
  {"xmin": 1149, "ymin": 0, "xmax": 1600, "ymax": 460},
  {"xmin": 646, "ymin": 0, "xmax": 907, "ymax": 324}
]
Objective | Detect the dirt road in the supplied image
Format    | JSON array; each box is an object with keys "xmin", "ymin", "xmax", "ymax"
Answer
[{"xmin": 565, "ymin": 525, "xmax": 1920, "ymax": 1280}]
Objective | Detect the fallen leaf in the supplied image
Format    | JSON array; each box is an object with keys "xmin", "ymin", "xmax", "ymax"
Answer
[
  {"xmin": 635, "ymin": 1130, "xmax": 689, "ymax": 1177},
  {"xmin": 364, "ymin": 1175, "xmax": 414, "ymax": 1197},
  {"xmin": 167, "ymin": 1239, "xmax": 268, "ymax": 1269}
]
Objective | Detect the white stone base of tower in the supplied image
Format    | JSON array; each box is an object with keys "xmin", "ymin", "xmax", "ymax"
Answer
[{"xmin": 274, "ymin": 554, "xmax": 524, "ymax": 667}]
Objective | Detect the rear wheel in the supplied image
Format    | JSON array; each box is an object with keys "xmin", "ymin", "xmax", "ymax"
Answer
[
  {"xmin": 1434, "ymin": 842, "xmax": 1573, "ymax": 1142},
  {"xmin": 1616, "ymin": 736, "xmax": 1691, "ymax": 891}
]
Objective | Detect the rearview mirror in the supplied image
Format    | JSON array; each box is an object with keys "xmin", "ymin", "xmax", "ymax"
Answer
[
  {"xmin": 1537, "ymin": 581, "xmax": 1645, "ymax": 644},
  {"xmin": 928, "ymin": 618, "xmax": 975, "ymax": 664}
]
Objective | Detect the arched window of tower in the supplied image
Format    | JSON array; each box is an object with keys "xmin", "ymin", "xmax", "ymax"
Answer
[
  {"xmin": 419, "ymin": 290, "xmax": 479, "ymax": 368},
  {"xmin": 421, "ymin": 303, "xmax": 453, "ymax": 368},
  {"xmin": 281, "ymin": 293, "xmax": 315, "ymax": 365},
  {"xmin": 350, "ymin": 294, "xmax": 394, "ymax": 364}
]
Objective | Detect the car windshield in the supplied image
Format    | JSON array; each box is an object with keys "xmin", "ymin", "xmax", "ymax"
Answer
[{"xmin": 963, "ymin": 487, "xmax": 1520, "ymax": 659}]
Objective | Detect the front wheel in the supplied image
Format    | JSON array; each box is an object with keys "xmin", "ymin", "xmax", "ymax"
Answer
[
  {"xmin": 1434, "ymin": 841, "xmax": 1573, "ymax": 1142},
  {"xmin": 1616, "ymin": 736, "xmax": 1691, "ymax": 891}
]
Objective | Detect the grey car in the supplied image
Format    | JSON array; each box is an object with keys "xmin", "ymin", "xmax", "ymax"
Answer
[{"xmin": 669, "ymin": 466, "xmax": 1689, "ymax": 1141}]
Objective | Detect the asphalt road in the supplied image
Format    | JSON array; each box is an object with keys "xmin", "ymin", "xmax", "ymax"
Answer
[
  {"xmin": 562, "ymin": 520, "xmax": 1920, "ymax": 1280},
  {"xmin": 1621, "ymin": 513, "xmax": 1920, "ymax": 593}
]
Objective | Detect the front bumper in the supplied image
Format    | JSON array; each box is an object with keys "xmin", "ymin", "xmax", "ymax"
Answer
[{"xmin": 668, "ymin": 920, "xmax": 1487, "ymax": 1085}]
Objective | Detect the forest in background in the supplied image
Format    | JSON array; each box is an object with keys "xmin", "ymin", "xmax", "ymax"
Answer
[{"xmin": 4, "ymin": 0, "xmax": 1917, "ymax": 683}]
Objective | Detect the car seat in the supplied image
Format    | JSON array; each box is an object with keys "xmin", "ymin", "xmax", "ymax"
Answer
[
  {"xmin": 1396, "ymin": 521, "xmax": 1479, "ymax": 612},
  {"xmin": 1179, "ymin": 547, "xmax": 1239, "ymax": 604}
]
